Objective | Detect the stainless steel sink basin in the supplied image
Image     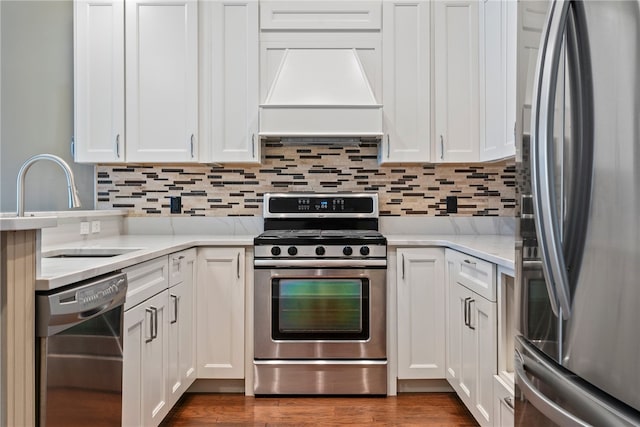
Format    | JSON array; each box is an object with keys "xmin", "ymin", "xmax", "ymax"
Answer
[{"xmin": 42, "ymin": 248, "xmax": 141, "ymax": 258}]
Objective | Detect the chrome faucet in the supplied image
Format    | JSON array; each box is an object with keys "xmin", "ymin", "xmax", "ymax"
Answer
[{"xmin": 16, "ymin": 154, "xmax": 82, "ymax": 216}]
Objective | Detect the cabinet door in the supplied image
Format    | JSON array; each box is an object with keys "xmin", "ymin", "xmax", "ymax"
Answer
[
  {"xmin": 469, "ymin": 291, "xmax": 497, "ymax": 427},
  {"xmin": 493, "ymin": 375, "xmax": 515, "ymax": 427},
  {"xmin": 479, "ymin": 0, "xmax": 517, "ymax": 161},
  {"xmin": 380, "ymin": 1, "xmax": 430, "ymax": 163},
  {"xmin": 204, "ymin": 0, "xmax": 259, "ymax": 163},
  {"xmin": 396, "ymin": 248, "xmax": 445, "ymax": 379},
  {"xmin": 197, "ymin": 247, "xmax": 245, "ymax": 378},
  {"xmin": 434, "ymin": 0, "xmax": 480, "ymax": 162},
  {"xmin": 125, "ymin": 0, "xmax": 198, "ymax": 162},
  {"xmin": 123, "ymin": 290, "xmax": 169, "ymax": 427},
  {"xmin": 74, "ymin": 0, "xmax": 125, "ymax": 163},
  {"xmin": 167, "ymin": 249, "xmax": 196, "ymax": 407}
]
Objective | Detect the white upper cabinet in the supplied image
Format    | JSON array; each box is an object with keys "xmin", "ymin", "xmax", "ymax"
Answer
[
  {"xmin": 74, "ymin": 0, "xmax": 198, "ymax": 163},
  {"xmin": 201, "ymin": 0, "xmax": 260, "ymax": 163},
  {"xmin": 259, "ymin": 1, "xmax": 382, "ymax": 30},
  {"xmin": 74, "ymin": 0, "xmax": 125, "ymax": 163},
  {"xmin": 126, "ymin": 0, "xmax": 198, "ymax": 162},
  {"xmin": 434, "ymin": 0, "xmax": 480, "ymax": 163},
  {"xmin": 380, "ymin": 1, "xmax": 431, "ymax": 163},
  {"xmin": 479, "ymin": 0, "xmax": 517, "ymax": 161}
]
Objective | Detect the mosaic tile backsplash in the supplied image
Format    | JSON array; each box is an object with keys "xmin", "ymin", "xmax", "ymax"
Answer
[{"xmin": 96, "ymin": 142, "xmax": 516, "ymax": 217}]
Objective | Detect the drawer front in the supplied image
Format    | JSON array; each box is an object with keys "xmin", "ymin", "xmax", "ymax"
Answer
[
  {"xmin": 168, "ymin": 248, "xmax": 196, "ymax": 287},
  {"xmin": 446, "ymin": 249, "xmax": 496, "ymax": 301},
  {"xmin": 260, "ymin": 1, "xmax": 382, "ymax": 30},
  {"xmin": 123, "ymin": 256, "xmax": 169, "ymax": 310}
]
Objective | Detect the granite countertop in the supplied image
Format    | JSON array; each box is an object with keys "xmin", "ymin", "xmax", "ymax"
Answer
[{"xmin": 38, "ymin": 233, "xmax": 515, "ymax": 291}]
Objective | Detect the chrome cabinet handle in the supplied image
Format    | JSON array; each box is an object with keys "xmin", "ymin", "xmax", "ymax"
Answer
[
  {"xmin": 531, "ymin": 0, "xmax": 572, "ymax": 319},
  {"xmin": 237, "ymin": 253, "xmax": 241, "ymax": 279},
  {"xmin": 145, "ymin": 307, "xmax": 154, "ymax": 343},
  {"xmin": 401, "ymin": 254, "xmax": 405, "ymax": 280},
  {"xmin": 467, "ymin": 299, "xmax": 475, "ymax": 330},
  {"xmin": 170, "ymin": 294, "xmax": 178, "ymax": 324},
  {"xmin": 463, "ymin": 297, "xmax": 471, "ymax": 327},
  {"xmin": 172, "ymin": 255, "xmax": 185, "ymax": 264},
  {"xmin": 252, "ymin": 134, "xmax": 256, "ymax": 158},
  {"xmin": 190, "ymin": 134, "xmax": 195, "ymax": 158},
  {"xmin": 150, "ymin": 306, "xmax": 158, "ymax": 339},
  {"xmin": 70, "ymin": 136, "xmax": 75, "ymax": 158},
  {"xmin": 463, "ymin": 259, "xmax": 477, "ymax": 266},
  {"xmin": 440, "ymin": 135, "xmax": 444, "ymax": 160},
  {"xmin": 115, "ymin": 134, "xmax": 121, "ymax": 158},
  {"xmin": 387, "ymin": 134, "xmax": 391, "ymax": 158}
]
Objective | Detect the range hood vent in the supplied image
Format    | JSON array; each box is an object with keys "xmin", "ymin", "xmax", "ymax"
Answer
[{"xmin": 259, "ymin": 49, "xmax": 383, "ymax": 139}]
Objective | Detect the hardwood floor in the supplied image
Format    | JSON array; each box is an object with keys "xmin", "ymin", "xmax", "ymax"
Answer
[{"xmin": 161, "ymin": 393, "xmax": 478, "ymax": 426}]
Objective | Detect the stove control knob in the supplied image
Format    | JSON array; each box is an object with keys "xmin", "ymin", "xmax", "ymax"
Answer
[
  {"xmin": 360, "ymin": 246, "xmax": 370, "ymax": 256},
  {"xmin": 287, "ymin": 246, "xmax": 298, "ymax": 256},
  {"xmin": 271, "ymin": 246, "xmax": 281, "ymax": 256},
  {"xmin": 343, "ymin": 246, "xmax": 353, "ymax": 256},
  {"xmin": 315, "ymin": 246, "xmax": 326, "ymax": 256}
]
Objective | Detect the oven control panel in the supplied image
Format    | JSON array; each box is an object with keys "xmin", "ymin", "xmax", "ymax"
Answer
[
  {"xmin": 255, "ymin": 244, "xmax": 387, "ymax": 259},
  {"xmin": 264, "ymin": 193, "xmax": 378, "ymax": 217}
]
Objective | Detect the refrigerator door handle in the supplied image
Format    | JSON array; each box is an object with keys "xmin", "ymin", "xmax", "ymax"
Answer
[{"xmin": 531, "ymin": 0, "xmax": 572, "ymax": 318}]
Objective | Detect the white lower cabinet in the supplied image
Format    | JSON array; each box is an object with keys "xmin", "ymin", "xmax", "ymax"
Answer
[
  {"xmin": 122, "ymin": 248, "xmax": 196, "ymax": 427},
  {"xmin": 493, "ymin": 375, "xmax": 515, "ymax": 427},
  {"xmin": 167, "ymin": 249, "xmax": 197, "ymax": 407},
  {"xmin": 396, "ymin": 248, "xmax": 446, "ymax": 379},
  {"xmin": 123, "ymin": 289, "xmax": 170, "ymax": 427},
  {"xmin": 197, "ymin": 247, "xmax": 245, "ymax": 379},
  {"xmin": 445, "ymin": 249, "xmax": 497, "ymax": 427}
]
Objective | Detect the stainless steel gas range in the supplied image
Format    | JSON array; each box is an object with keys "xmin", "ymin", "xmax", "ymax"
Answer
[{"xmin": 253, "ymin": 193, "xmax": 387, "ymax": 395}]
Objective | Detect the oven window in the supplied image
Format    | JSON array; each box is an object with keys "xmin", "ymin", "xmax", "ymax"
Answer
[{"xmin": 272, "ymin": 278, "xmax": 370, "ymax": 340}]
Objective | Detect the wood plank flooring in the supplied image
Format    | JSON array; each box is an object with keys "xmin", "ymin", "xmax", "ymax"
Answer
[{"xmin": 161, "ymin": 393, "xmax": 478, "ymax": 426}]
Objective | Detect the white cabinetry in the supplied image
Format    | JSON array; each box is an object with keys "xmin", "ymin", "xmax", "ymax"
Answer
[
  {"xmin": 434, "ymin": 0, "xmax": 480, "ymax": 162},
  {"xmin": 123, "ymin": 257, "xmax": 170, "ymax": 427},
  {"xmin": 122, "ymin": 249, "xmax": 196, "ymax": 427},
  {"xmin": 197, "ymin": 247, "xmax": 245, "ymax": 378},
  {"xmin": 380, "ymin": 1, "xmax": 431, "ymax": 163},
  {"xmin": 445, "ymin": 249, "xmax": 497, "ymax": 427},
  {"xmin": 396, "ymin": 248, "xmax": 445, "ymax": 379},
  {"xmin": 74, "ymin": 0, "xmax": 198, "ymax": 163},
  {"xmin": 74, "ymin": 0, "xmax": 125, "ymax": 163},
  {"xmin": 493, "ymin": 375, "xmax": 515, "ymax": 427},
  {"xmin": 167, "ymin": 249, "xmax": 197, "ymax": 408},
  {"xmin": 201, "ymin": 0, "xmax": 260, "ymax": 163},
  {"xmin": 480, "ymin": 0, "xmax": 517, "ymax": 160}
]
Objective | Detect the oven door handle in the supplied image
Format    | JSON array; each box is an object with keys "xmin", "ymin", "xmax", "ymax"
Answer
[{"xmin": 254, "ymin": 259, "xmax": 387, "ymax": 268}]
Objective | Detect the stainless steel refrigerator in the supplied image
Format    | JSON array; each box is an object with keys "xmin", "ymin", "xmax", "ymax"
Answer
[{"xmin": 515, "ymin": 0, "xmax": 640, "ymax": 425}]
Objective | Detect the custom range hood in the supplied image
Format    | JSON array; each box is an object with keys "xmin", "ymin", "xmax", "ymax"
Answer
[{"xmin": 259, "ymin": 49, "xmax": 383, "ymax": 141}]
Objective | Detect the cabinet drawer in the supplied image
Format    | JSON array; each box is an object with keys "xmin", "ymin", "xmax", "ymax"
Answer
[
  {"xmin": 446, "ymin": 249, "xmax": 496, "ymax": 301},
  {"xmin": 260, "ymin": 1, "xmax": 382, "ymax": 30},
  {"xmin": 123, "ymin": 256, "xmax": 169, "ymax": 310},
  {"xmin": 168, "ymin": 248, "xmax": 196, "ymax": 287}
]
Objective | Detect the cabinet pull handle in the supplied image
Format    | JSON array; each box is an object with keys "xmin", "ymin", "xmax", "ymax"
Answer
[
  {"xmin": 401, "ymin": 254, "xmax": 405, "ymax": 280},
  {"xmin": 170, "ymin": 294, "xmax": 178, "ymax": 324},
  {"xmin": 463, "ymin": 297, "xmax": 471, "ymax": 327},
  {"xmin": 440, "ymin": 135, "xmax": 444, "ymax": 160},
  {"xmin": 70, "ymin": 136, "xmax": 75, "ymax": 158},
  {"xmin": 115, "ymin": 134, "xmax": 121, "ymax": 158},
  {"xmin": 151, "ymin": 306, "xmax": 158, "ymax": 339},
  {"xmin": 503, "ymin": 396, "xmax": 515, "ymax": 411},
  {"xmin": 252, "ymin": 134, "xmax": 256, "ymax": 158},
  {"xmin": 463, "ymin": 259, "xmax": 477, "ymax": 266},
  {"xmin": 387, "ymin": 134, "xmax": 391, "ymax": 157},
  {"xmin": 237, "ymin": 253, "xmax": 241, "ymax": 279},
  {"xmin": 190, "ymin": 134, "xmax": 195, "ymax": 158},
  {"xmin": 145, "ymin": 307, "xmax": 154, "ymax": 343},
  {"xmin": 468, "ymin": 299, "xmax": 476, "ymax": 330}
]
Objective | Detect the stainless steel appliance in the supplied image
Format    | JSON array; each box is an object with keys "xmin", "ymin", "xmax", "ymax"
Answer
[
  {"xmin": 253, "ymin": 193, "xmax": 387, "ymax": 395},
  {"xmin": 36, "ymin": 272, "xmax": 127, "ymax": 426},
  {"xmin": 515, "ymin": 1, "xmax": 640, "ymax": 425}
]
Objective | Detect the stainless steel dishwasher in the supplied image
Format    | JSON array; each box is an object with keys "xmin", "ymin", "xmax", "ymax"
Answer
[{"xmin": 36, "ymin": 272, "xmax": 127, "ymax": 427}]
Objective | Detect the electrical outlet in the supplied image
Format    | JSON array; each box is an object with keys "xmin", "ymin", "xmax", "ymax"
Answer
[
  {"xmin": 80, "ymin": 221, "xmax": 90, "ymax": 235},
  {"xmin": 91, "ymin": 220, "xmax": 101, "ymax": 233},
  {"xmin": 170, "ymin": 196, "xmax": 182, "ymax": 214},
  {"xmin": 446, "ymin": 196, "xmax": 458, "ymax": 214}
]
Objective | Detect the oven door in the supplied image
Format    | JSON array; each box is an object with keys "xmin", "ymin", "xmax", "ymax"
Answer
[{"xmin": 254, "ymin": 267, "xmax": 386, "ymax": 360}]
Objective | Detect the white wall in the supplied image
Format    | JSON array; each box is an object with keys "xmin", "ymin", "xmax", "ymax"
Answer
[{"xmin": 0, "ymin": 0, "xmax": 94, "ymax": 213}]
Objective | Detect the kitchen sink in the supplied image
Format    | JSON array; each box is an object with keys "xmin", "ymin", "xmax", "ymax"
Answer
[{"xmin": 42, "ymin": 248, "xmax": 141, "ymax": 258}]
